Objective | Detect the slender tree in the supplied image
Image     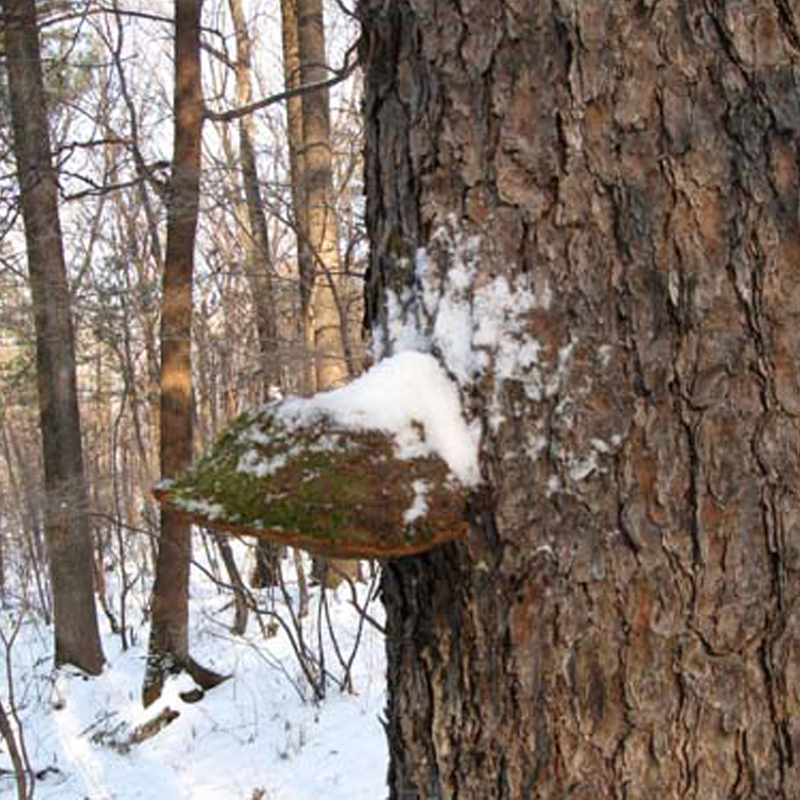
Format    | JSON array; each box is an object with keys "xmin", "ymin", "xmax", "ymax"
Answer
[
  {"xmin": 144, "ymin": 0, "xmax": 223, "ymax": 705},
  {"xmin": 295, "ymin": 0, "xmax": 358, "ymax": 586},
  {"xmin": 296, "ymin": 0, "xmax": 348, "ymax": 391},
  {"xmin": 2, "ymin": 0, "xmax": 104, "ymax": 674},
  {"xmin": 361, "ymin": 0, "xmax": 800, "ymax": 796},
  {"xmin": 228, "ymin": 0, "xmax": 281, "ymax": 590},
  {"xmin": 228, "ymin": 0, "xmax": 279, "ymax": 396},
  {"xmin": 280, "ymin": 0, "xmax": 315, "ymax": 395}
]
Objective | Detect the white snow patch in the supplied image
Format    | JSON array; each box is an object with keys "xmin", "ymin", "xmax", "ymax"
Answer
[
  {"xmin": 590, "ymin": 438, "xmax": 611, "ymax": 454},
  {"xmin": 278, "ymin": 351, "xmax": 481, "ymax": 486},
  {"xmin": 473, "ymin": 276, "xmax": 542, "ymax": 391},
  {"xmin": 236, "ymin": 433, "xmax": 348, "ymax": 480},
  {"xmin": 525, "ymin": 433, "xmax": 548, "ymax": 461},
  {"xmin": 403, "ymin": 480, "xmax": 430, "ymax": 524},
  {"xmin": 0, "ymin": 555, "xmax": 388, "ymax": 800},
  {"xmin": 546, "ymin": 475, "xmax": 561, "ymax": 495},
  {"xmin": 385, "ymin": 287, "xmax": 427, "ymax": 354},
  {"xmin": 176, "ymin": 498, "xmax": 226, "ymax": 520},
  {"xmin": 380, "ymin": 220, "xmax": 562, "ymax": 430},
  {"xmin": 237, "ymin": 448, "xmax": 289, "ymax": 478},
  {"xmin": 569, "ymin": 452, "xmax": 598, "ymax": 482}
]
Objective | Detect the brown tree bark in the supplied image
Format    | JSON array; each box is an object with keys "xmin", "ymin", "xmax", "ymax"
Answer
[
  {"xmin": 144, "ymin": 0, "xmax": 223, "ymax": 706},
  {"xmin": 361, "ymin": 1, "xmax": 800, "ymax": 797},
  {"xmin": 3, "ymin": 0, "xmax": 104, "ymax": 675}
]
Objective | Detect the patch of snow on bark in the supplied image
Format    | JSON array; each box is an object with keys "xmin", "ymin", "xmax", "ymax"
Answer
[
  {"xmin": 384, "ymin": 286, "xmax": 428, "ymax": 355},
  {"xmin": 380, "ymin": 220, "xmax": 558, "ymax": 415}
]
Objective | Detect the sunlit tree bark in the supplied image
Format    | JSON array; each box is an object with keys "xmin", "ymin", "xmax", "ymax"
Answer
[
  {"xmin": 228, "ymin": 0, "xmax": 279, "ymax": 397},
  {"xmin": 144, "ymin": 0, "xmax": 223, "ymax": 706},
  {"xmin": 296, "ymin": 0, "xmax": 349, "ymax": 391}
]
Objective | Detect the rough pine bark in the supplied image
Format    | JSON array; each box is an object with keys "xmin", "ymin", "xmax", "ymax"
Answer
[
  {"xmin": 360, "ymin": 1, "xmax": 800, "ymax": 797},
  {"xmin": 3, "ymin": 0, "xmax": 104, "ymax": 675}
]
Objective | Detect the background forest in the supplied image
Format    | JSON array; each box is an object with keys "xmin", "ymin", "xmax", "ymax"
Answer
[{"xmin": 1, "ymin": 1, "xmax": 381, "ymax": 798}]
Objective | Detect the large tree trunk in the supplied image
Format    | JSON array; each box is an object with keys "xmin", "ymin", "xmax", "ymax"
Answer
[
  {"xmin": 361, "ymin": 1, "xmax": 800, "ymax": 797},
  {"xmin": 144, "ymin": 0, "xmax": 223, "ymax": 706},
  {"xmin": 3, "ymin": 0, "xmax": 104, "ymax": 675}
]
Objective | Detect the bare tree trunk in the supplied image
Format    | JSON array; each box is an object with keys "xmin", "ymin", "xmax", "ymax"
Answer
[
  {"xmin": 296, "ymin": 0, "xmax": 358, "ymax": 586},
  {"xmin": 280, "ymin": 0, "xmax": 315, "ymax": 395},
  {"xmin": 215, "ymin": 537, "xmax": 249, "ymax": 637},
  {"xmin": 228, "ymin": 0, "xmax": 282, "ymax": 589},
  {"xmin": 296, "ymin": 0, "xmax": 348, "ymax": 392},
  {"xmin": 228, "ymin": 0, "xmax": 279, "ymax": 396},
  {"xmin": 3, "ymin": 0, "xmax": 104, "ymax": 675},
  {"xmin": 144, "ymin": 0, "xmax": 223, "ymax": 706},
  {"xmin": 361, "ymin": 1, "xmax": 800, "ymax": 797}
]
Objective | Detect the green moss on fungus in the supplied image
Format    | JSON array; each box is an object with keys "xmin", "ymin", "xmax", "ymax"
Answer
[{"xmin": 156, "ymin": 405, "xmax": 468, "ymax": 558}]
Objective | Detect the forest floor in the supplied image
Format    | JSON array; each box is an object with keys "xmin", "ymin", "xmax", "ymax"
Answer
[{"xmin": 0, "ymin": 545, "xmax": 387, "ymax": 799}]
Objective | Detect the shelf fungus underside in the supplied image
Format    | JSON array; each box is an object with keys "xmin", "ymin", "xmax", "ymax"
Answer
[{"xmin": 153, "ymin": 403, "xmax": 469, "ymax": 559}]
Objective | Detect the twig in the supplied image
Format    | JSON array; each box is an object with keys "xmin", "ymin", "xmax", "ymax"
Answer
[
  {"xmin": 0, "ymin": 613, "xmax": 34, "ymax": 799},
  {"xmin": 341, "ymin": 570, "xmax": 380, "ymax": 692},
  {"xmin": 339, "ymin": 567, "xmax": 385, "ymax": 635},
  {"xmin": 322, "ymin": 585, "xmax": 351, "ymax": 692},
  {"xmin": 0, "ymin": 699, "xmax": 28, "ymax": 800}
]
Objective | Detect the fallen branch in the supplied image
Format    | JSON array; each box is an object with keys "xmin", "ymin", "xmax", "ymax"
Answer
[{"xmin": 92, "ymin": 707, "xmax": 180, "ymax": 754}]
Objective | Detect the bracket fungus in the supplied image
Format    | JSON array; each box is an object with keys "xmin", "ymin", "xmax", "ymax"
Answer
[{"xmin": 154, "ymin": 352, "xmax": 478, "ymax": 559}]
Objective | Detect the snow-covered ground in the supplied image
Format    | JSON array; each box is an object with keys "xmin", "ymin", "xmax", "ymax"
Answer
[{"xmin": 0, "ymin": 548, "xmax": 387, "ymax": 800}]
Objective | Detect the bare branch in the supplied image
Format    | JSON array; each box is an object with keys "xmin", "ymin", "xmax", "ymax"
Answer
[
  {"xmin": 105, "ymin": 0, "xmax": 169, "ymax": 199},
  {"xmin": 204, "ymin": 39, "xmax": 361, "ymax": 123},
  {"xmin": 201, "ymin": 41, "xmax": 237, "ymax": 71},
  {"xmin": 60, "ymin": 173, "xmax": 149, "ymax": 202}
]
